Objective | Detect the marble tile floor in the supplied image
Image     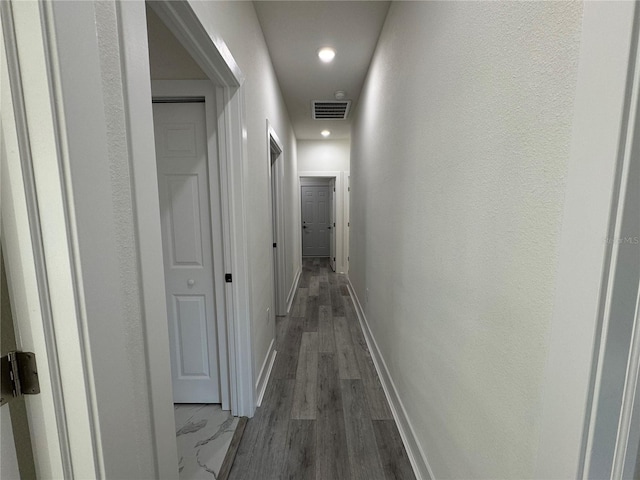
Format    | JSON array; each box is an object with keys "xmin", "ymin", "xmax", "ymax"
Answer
[{"xmin": 174, "ymin": 404, "xmax": 239, "ymax": 479}]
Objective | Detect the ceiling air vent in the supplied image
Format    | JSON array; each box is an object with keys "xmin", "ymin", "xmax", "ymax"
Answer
[{"xmin": 312, "ymin": 100, "xmax": 351, "ymax": 120}]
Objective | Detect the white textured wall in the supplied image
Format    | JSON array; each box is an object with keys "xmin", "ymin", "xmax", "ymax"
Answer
[
  {"xmin": 349, "ymin": 2, "xmax": 583, "ymax": 478},
  {"xmin": 297, "ymin": 139, "xmax": 350, "ymax": 173},
  {"xmin": 188, "ymin": 1, "xmax": 299, "ymax": 380}
]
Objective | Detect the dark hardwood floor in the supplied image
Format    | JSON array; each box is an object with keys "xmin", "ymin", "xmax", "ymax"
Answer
[{"xmin": 228, "ymin": 257, "xmax": 416, "ymax": 480}]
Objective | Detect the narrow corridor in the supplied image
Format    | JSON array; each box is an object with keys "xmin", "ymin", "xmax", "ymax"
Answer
[{"xmin": 228, "ymin": 258, "xmax": 415, "ymax": 480}]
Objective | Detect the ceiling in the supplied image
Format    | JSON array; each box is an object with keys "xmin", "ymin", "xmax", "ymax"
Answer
[{"xmin": 254, "ymin": 1, "xmax": 391, "ymax": 140}]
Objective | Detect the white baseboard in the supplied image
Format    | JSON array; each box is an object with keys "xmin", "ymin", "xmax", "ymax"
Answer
[
  {"xmin": 286, "ymin": 266, "xmax": 302, "ymax": 314},
  {"xmin": 346, "ymin": 279, "xmax": 435, "ymax": 480},
  {"xmin": 255, "ymin": 339, "xmax": 276, "ymax": 407}
]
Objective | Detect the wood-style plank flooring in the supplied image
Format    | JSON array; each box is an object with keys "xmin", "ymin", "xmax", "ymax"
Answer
[{"xmin": 228, "ymin": 258, "xmax": 416, "ymax": 480}]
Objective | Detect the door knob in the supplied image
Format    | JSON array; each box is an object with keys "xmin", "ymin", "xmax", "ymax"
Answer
[{"xmin": 187, "ymin": 279, "xmax": 195, "ymax": 287}]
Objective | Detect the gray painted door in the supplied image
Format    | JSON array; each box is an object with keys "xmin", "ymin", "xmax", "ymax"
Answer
[
  {"xmin": 329, "ymin": 179, "xmax": 336, "ymax": 271},
  {"xmin": 302, "ymin": 185, "xmax": 330, "ymax": 256},
  {"xmin": 154, "ymin": 102, "xmax": 220, "ymax": 404}
]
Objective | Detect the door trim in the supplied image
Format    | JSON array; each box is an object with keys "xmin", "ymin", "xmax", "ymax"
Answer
[
  {"xmin": 267, "ymin": 121, "xmax": 286, "ymax": 316},
  {"xmin": 298, "ymin": 171, "xmax": 345, "ymax": 273},
  {"xmin": 152, "ymin": 81, "xmax": 230, "ymax": 410}
]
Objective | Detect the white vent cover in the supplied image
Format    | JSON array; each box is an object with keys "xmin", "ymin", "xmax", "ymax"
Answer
[{"xmin": 312, "ymin": 100, "xmax": 351, "ymax": 120}]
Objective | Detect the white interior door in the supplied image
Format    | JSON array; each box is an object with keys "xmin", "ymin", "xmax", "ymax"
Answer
[{"xmin": 154, "ymin": 102, "xmax": 220, "ymax": 404}]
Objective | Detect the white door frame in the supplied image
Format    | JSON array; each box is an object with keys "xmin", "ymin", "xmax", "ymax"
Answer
[
  {"xmin": 152, "ymin": 81, "xmax": 231, "ymax": 410},
  {"xmin": 267, "ymin": 121, "xmax": 286, "ymax": 316},
  {"xmin": 120, "ymin": 0, "xmax": 255, "ymax": 475},
  {"xmin": 298, "ymin": 171, "xmax": 345, "ymax": 273}
]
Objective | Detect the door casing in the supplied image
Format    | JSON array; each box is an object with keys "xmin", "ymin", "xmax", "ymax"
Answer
[{"xmin": 267, "ymin": 121, "xmax": 286, "ymax": 316}]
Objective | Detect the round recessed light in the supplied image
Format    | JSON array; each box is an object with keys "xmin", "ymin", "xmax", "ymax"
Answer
[
  {"xmin": 318, "ymin": 47, "xmax": 336, "ymax": 63},
  {"xmin": 321, "ymin": 130, "xmax": 331, "ymax": 137},
  {"xmin": 334, "ymin": 90, "xmax": 346, "ymax": 100}
]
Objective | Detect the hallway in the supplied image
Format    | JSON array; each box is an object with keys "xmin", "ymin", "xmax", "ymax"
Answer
[{"xmin": 228, "ymin": 258, "xmax": 415, "ymax": 480}]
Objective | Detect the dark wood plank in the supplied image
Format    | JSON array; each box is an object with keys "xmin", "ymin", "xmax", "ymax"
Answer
[
  {"xmin": 341, "ymin": 299, "xmax": 392, "ymax": 419},
  {"xmin": 318, "ymin": 353, "xmax": 342, "ymax": 415},
  {"xmin": 218, "ymin": 416, "xmax": 248, "ymax": 480},
  {"xmin": 317, "ymin": 354, "xmax": 351, "ymax": 480},
  {"xmin": 331, "ymin": 285, "xmax": 346, "ymax": 316},
  {"xmin": 291, "ymin": 332, "xmax": 318, "ymax": 419},
  {"xmin": 341, "ymin": 380, "xmax": 385, "ymax": 480},
  {"xmin": 372, "ymin": 420, "xmax": 416, "ymax": 480},
  {"xmin": 309, "ymin": 276, "xmax": 320, "ymax": 296},
  {"xmin": 228, "ymin": 379, "xmax": 295, "ymax": 480},
  {"xmin": 334, "ymin": 316, "xmax": 361, "ymax": 379},
  {"xmin": 298, "ymin": 266, "xmax": 312, "ymax": 288},
  {"xmin": 275, "ymin": 315, "xmax": 289, "ymax": 350},
  {"xmin": 356, "ymin": 350, "xmax": 392, "ymax": 419},
  {"xmin": 272, "ymin": 319, "xmax": 303, "ymax": 379},
  {"xmin": 318, "ymin": 305, "xmax": 335, "ymax": 353},
  {"xmin": 328, "ymin": 268, "xmax": 339, "ymax": 285},
  {"xmin": 304, "ymin": 295, "xmax": 319, "ymax": 332},
  {"xmin": 292, "ymin": 288, "xmax": 308, "ymax": 316},
  {"xmin": 319, "ymin": 267, "xmax": 329, "ymax": 282},
  {"xmin": 283, "ymin": 420, "xmax": 316, "ymax": 480},
  {"xmin": 318, "ymin": 281, "xmax": 330, "ymax": 306}
]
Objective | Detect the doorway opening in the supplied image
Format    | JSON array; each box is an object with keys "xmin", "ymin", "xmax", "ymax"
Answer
[
  {"xmin": 267, "ymin": 123, "xmax": 286, "ymax": 316},
  {"xmin": 133, "ymin": 1, "xmax": 255, "ymax": 476},
  {"xmin": 300, "ymin": 176, "xmax": 337, "ymax": 272}
]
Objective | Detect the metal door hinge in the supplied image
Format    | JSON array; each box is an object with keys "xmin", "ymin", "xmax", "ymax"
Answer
[
  {"xmin": 1, "ymin": 352, "xmax": 40, "ymax": 407},
  {"xmin": 225, "ymin": 273, "xmax": 232, "ymax": 283}
]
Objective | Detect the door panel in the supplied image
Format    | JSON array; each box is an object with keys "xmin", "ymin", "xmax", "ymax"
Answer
[
  {"xmin": 301, "ymin": 185, "xmax": 330, "ymax": 256},
  {"xmin": 167, "ymin": 174, "xmax": 204, "ymax": 266},
  {"xmin": 154, "ymin": 102, "xmax": 220, "ymax": 404},
  {"xmin": 174, "ymin": 295, "xmax": 209, "ymax": 377}
]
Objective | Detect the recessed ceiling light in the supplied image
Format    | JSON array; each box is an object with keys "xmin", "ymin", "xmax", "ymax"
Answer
[
  {"xmin": 321, "ymin": 130, "xmax": 331, "ymax": 137},
  {"xmin": 334, "ymin": 90, "xmax": 346, "ymax": 100},
  {"xmin": 318, "ymin": 47, "xmax": 336, "ymax": 63}
]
